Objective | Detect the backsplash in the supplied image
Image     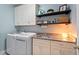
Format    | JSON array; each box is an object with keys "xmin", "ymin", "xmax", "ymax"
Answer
[
  {"xmin": 15, "ymin": 24, "xmax": 76, "ymax": 35},
  {"xmin": 15, "ymin": 25, "xmax": 44, "ymax": 33}
]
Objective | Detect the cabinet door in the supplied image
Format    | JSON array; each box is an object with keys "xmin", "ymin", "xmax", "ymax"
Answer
[
  {"xmin": 51, "ymin": 41, "xmax": 76, "ymax": 55},
  {"xmin": 33, "ymin": 45, "xmax": 50, "ymax": 55},
  {"xmin": 60, "ymin": 42, "xmax": 76, "ymax": 55},
  {"xmin": 50, "ymin": 41, "xmax": 61, "ymax": 55},
  {"xmin": 60, "ymin": 48, "xmax": 76, "ymax": 55},
  {"xmin": 15, "ymin": 39, "xmax": 27, "ymax": 55},
  {"xmin": 27, "ymin": 4, "xmax": 36, "ymax": 25},
  {"xmin": 15, "ymin": 4, "xmax": 36, "ymax": 26},
  {"xmin": 33, "ymin": 39, "xmax": 50, "ymax": 55},
  {"xmin": 33, "ymin": 45, "xmax": 40, "ymax": 55},
  {"xmin": 15, "ymin": 5, "xmax": 25, "ymax": 25}
]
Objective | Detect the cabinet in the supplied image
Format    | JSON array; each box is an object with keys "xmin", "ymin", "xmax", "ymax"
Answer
[
  {"xmin": 50, "ymin": 41, "xmax": 76, "ymax": 55},
  {"xmin": 15, "ymin": 4, "xmax": 36, "ymax": 26},
  {"xmin": 60, "ymin": 42, "xmax": 76, "ymax": 55},
  {"xmin": 33, "ymin": 38, "xmax": 76, "ymax": 55},
  {"xmin": 33, "ymin": 39, "xmax": 50, "ymax": 55},
  {"xmin": 50, "ymin": 41, "xmax": 61, "ymax": 55}
]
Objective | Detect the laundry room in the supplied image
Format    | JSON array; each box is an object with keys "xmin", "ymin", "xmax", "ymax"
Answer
[{"xmin": 0, "ymin": 4, "xmax": 78, "ymax": 55}]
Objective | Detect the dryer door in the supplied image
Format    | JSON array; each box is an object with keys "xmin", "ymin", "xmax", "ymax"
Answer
[{"xmin": 15, "ymin": 38, "xmax": 27, "ymax": 55}]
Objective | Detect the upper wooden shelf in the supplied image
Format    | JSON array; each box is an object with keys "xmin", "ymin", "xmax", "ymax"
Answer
[{"xmin": 36, "ymin": 10, "xmax": 71, "ymax": 17}]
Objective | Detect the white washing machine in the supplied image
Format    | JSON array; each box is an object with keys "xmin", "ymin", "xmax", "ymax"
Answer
[{"xmin": 6, "ymin": 32, "xmax": 36, "ymax": 55}]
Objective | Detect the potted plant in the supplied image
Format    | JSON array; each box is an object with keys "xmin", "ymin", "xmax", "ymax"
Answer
[{"xmin": 47, "ymin": 9, "xmax": 54, "ymax": 13}]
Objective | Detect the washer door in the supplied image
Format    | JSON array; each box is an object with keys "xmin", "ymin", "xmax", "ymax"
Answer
[{"xmin": 6, "ymin": 36, "xmax": 16, "ymax": 55}]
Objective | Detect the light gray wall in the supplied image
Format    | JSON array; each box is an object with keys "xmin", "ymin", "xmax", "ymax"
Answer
[
  {"xmin": 16, "ymin": 4, "xmax": 77, "ymax": 36},
  {"xmin": 39, "ymin": 4, "xmax": 62, "ymax": 13},
  {"xmin": 76, "ymin": 5, "xmax": 79, "ymax": 54},
  {"xmin": 68, "ymin": 4, "xmax": 77, "ymax": 35},
  {"xmin": 0, "ymin": 4, "xmax": 16, "ymax": 50}
]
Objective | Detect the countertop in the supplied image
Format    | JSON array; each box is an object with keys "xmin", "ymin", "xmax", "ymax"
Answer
[{"xmin": 33, "ymin": 33, "xmax": 76, "ymax": 43}]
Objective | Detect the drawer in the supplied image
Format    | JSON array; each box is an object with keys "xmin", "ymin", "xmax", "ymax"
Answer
[
  {"xmin": 51, "ymin": 40, "xmax": 75, "ymax": 49},
  {"xmin": 51, "ymin": 41, "xmax": 61, "ymax": 47},
  {"xmin": 59, "ymin": 42, "xmax": 75, "ymax": 48},
  {"xmin": 33, "ymin": 38, "xmax": 50, "ymax": 46}
]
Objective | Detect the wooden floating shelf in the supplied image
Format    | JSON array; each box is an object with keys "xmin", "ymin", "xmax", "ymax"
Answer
[
  {"xmin": 37, "ymin": 22, "xmax": 71, "ymax": 25},
  {"xmin": 36, "ymin": 10, "xmax": 71, "ymax": 17}
]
